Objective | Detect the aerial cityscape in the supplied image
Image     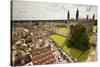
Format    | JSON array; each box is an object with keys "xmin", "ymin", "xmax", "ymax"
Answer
[{"xmin": 11, "ymin": 1, "xmax": 97, "ymax": 66}]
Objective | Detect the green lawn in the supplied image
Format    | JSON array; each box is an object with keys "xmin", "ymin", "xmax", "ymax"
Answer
[
  {"xmin": 50, "ymin": 35, "xmax": 66, "ymax": 45},
  {"xmin": 50, "ymin": 34, "xmax": 94, "ymax": 62},
  {"xmin": 57, "ymin": 28, "xmax": 69, "ymax": 33},
  {"xmin": 89, "ymin": 34, "xmax": 96, "ymax": 44},
  {"xmin": 78, "ymin": 32, "xmax": 96, "ymax": 62},
  {"xmin": 50, "ymin": 35, "xmax": 83, "ymax": 61},
  {"xmin": 78, "ymin": 46, "xmax": 94, "ymax": 62},
  {"xmin": 93, "ymin": 25, "xmax": 97, "ymax": 32}
]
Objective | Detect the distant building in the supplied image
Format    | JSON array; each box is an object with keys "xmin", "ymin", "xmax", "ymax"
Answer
[
  {"xmin": 31, "ymin": 46, "xmax": 55, "ymax": 65},
  {"xmin": 12, "ymin": 51, "xmax": 31, "ymax": 66}
]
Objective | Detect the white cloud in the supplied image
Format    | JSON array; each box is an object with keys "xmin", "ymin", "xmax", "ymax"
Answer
[{"xmin": 12, "ymin": 1, "xmax": 97, "ymax": 20}]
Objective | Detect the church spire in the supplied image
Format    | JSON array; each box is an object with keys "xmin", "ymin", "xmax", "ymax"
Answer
[
  {"xmin": 76, "ymin": 8, "xmax": 79, "ymax": 21},
  {"xmin": 67, "ymin": 10, "xmax": 70, "ymax": 20}
]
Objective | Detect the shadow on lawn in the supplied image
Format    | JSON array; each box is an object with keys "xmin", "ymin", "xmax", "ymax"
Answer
[{"xmin": 62, "ymin": 39, "xmax": 93, "ymax": 62}]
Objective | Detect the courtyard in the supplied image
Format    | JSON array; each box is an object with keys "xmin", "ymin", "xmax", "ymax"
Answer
[{"xmin": 50, "ymin": 26, "xmax": 96, "ymax": 62}]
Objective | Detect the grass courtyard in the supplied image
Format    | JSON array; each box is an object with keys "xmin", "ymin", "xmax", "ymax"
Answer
[
  {"xmin": 50, "ymin": 34, "xmax": 94, "ymax": 62},
  {"xmin": 93, "ymin": 25, "xmax": 97, "ymax": 32},
  {"xmin": 57, "ymin": 28, "xmax": 69, "ymax": 33}
]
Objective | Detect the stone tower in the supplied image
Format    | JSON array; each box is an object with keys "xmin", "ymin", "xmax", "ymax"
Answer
[{"xmin": 76, "ymin": 8, "xmax": 79, "ymax": 21}]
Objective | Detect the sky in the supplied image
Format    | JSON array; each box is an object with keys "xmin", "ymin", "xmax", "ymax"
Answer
[{"xmin": 12, "ymin": 1, "xmax": 97, "ymax": 20}]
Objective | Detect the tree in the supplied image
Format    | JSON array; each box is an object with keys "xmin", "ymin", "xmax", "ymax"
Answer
[{"xmin": 69, "ymin": 24, "xmax": 90, "ymax": 51}]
